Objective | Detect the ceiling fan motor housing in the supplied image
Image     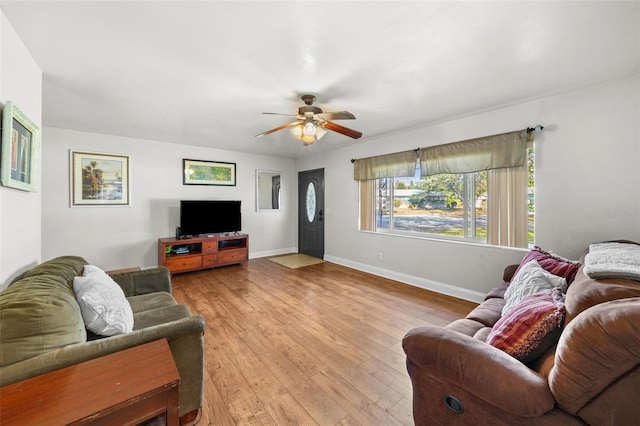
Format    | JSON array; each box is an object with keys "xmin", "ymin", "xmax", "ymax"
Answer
[{"xmin": 298, "ymin": 106, "xmax": 322, "ymax": 116}]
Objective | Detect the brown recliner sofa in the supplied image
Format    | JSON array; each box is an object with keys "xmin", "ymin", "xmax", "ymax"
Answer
[{"xmin": 403, "ymin": 243, "xmax": 640, "ymax": 425}]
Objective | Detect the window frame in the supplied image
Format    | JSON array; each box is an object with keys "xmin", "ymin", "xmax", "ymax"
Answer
[{"xmin": 371, "ymin": 171, "xmax": 488, "ymax": 244}]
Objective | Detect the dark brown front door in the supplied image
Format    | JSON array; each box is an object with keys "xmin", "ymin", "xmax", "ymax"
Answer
[{"xmin": 298, "ymin": 168, "xmax": 324, "ymax": 259}]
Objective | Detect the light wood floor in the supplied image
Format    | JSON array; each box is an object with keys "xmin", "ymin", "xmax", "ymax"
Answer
[{"xmin": 171, "ymin": 258, "xmax": 477, "ymax": 426}]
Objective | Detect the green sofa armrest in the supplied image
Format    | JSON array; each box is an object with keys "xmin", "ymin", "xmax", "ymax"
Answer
[
  {"xmin": 0, "ymin": 315, "xmax": 205, "ymax": 416},
  {"xmin": 109, "ymin": 267, "xmax": 172, "ymax": 296},
  {"xmin": 0, "ymin": 315, "xmax": 204, "ymax": 385}
]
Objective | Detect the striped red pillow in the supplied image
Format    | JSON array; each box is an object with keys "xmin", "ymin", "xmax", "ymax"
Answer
[{"xmin": 487, "ymin": 288, "xmax": 566, "ymax": 363}]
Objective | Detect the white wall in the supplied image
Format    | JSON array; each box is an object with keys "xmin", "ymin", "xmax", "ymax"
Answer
[
  {"xmin": 41, "ymin": 128, "xmax": 297, "ymax": 271},
  {"xmin": 0, "ymin": 11, "xmax": 43, "ymax": 288},
  {"xmin": 296, "ymin": 76, "xmax": 640, "ymax": 302},
  {"xmin": 4, "ymin": 3, "xmax": 638, "ymax": 301}
]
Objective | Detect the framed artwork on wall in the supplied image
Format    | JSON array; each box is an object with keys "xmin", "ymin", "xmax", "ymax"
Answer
[
  {"xmin": 183, "ymin": 159, "xmax": 236, "ymax": 186},
  {"xmin": 1, "ymin": 101, "xmax": 41, "ymax": 192},
  {"xmin": 70, "ymin": 150, "xmax": 131, "ymax": 206}
]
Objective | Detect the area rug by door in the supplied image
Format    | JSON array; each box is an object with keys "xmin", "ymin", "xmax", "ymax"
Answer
[{"xmin": 268, "ymin": 253, "xmax": 325, "ymax": 269}]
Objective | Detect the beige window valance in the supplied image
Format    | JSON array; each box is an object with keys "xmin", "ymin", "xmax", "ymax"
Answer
[
  {"xmin": 353, "ymin": 150, "xmax": 417, "ymax": 180},
  {"xmin": 353, "ymin": 129, "xmax": 529, "ymax": 180},
  {"xmin": 419, "ymin": 129, "xmax": 528, "ymax": 177}
]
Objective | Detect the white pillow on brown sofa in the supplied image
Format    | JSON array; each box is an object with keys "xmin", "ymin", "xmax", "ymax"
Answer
[{"xmin": 502, "ymin": 260, "xmax": 567, "ymax": 316}]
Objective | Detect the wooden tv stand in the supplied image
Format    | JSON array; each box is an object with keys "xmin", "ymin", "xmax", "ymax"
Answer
[{"xmin": 158, "ymin": 233, "xmax": 249, "ymax": 274}]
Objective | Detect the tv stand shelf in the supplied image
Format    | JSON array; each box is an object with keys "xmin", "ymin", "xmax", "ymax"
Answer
[{"xmin": 158, "ymin": 233, "xmax": 248, "ymax": 274}]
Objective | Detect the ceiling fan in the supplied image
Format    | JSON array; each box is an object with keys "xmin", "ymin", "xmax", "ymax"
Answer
[{"xmin": 255, "ymin": 94, "xmax": 362, "ymax": 145}]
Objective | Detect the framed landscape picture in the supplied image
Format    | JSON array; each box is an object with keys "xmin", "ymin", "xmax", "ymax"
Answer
[
  {"xmin": 1, "ymin": 101, "xmax": 41, "ymax": 192},
  {"xmin": 183, "ymin": 159, "xmax": 236, "ymax": 186},
  {"xmin": 70, "ymin": 151, "xmax": 130, "ymax": 206}
]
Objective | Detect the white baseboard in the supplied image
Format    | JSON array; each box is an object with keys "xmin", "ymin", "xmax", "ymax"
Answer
[
  {"xmin": 250, "ymin": 247, "xmax": 297, "ymax": 259},
  {"xmin": 323, "ymin": 255, "xmax": 486, "ymax": 304}
]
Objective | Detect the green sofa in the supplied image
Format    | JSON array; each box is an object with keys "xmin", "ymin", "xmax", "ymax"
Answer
[{"xmin": 0, "ymin": 256, "xmax": 205, "ymax": 423}]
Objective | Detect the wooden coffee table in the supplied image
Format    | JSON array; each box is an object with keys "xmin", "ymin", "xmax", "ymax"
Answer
[{"xmin": 0, "ymin": 339, "xmax": 180, "ymax": 425}]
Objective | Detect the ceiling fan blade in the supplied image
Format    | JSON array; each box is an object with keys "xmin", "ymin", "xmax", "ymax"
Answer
[
  {"xmin": 255, "ymin": 120, "xmax": 304, "ymax": 138},
  {"xmin": 321, "ymin": 120, "xmax": 363, "ymax": 139},
  {"xmin": 262, "ymin": 112, "xmax": 297, "ymax": 117},
  {"xmin": 317, "ymin": 111, "xmax": 356, "ymax": 120}
]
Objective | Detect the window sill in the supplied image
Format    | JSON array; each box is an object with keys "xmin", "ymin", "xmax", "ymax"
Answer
[{"xmin": 360, "ymin": 228, "xmax": 531, "ymax": 252}]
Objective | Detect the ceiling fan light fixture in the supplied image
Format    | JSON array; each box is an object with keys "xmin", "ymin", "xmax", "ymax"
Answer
[
  {"xmin": 291, "ymin": 125, "xmax": 303, "ymax": 139},
  {"xmin": 303, "ymin": 121, "xmax": 316, "ymax": 137},
  {"xmin": 315, "ymin": 126, "xmax": 327, "ymax": 140},
  {"xmin": 257, "ymin": 94, "xmax": 362, "ymax": 142},
  {"xmin": 302, "ymin": 134, "xmax": 315, "ymax": 145}
]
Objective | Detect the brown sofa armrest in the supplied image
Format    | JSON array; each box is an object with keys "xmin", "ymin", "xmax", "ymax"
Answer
[
  {"xmin": 403, "ymin": 326, "xmax": 555, "ymax": 417},
  {"xmin": 550, "ymin": 298, "xmax": 640, "ymax": 414},
  {"xmin": 109, "ymin": 267, "xmax": 172, "ymax": 296}
]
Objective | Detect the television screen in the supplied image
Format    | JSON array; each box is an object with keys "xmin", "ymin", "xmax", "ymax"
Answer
[{"xmin": 180, "ymin": 200, "xmax": 241, "ymax": 236}]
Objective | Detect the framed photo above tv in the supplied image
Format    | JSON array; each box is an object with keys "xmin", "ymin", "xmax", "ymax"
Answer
[
  {"xmin": 70, "ymin": 150, "xmax": 130, "ymax": 206},
  {"xmin": 1, "ymin": 101, "xmax": 41, "ymax": 192},
  {"xmin": 183, "ymin": 159, "xmax": 236, "ymax": 186}
]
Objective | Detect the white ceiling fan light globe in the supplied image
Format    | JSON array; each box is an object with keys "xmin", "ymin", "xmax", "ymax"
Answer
[
  {"xmin": 291, "ymin": 125, "xmax": 303, "ymax": 139},
  {"xmin": 303, "ymin": 122, "xmax": 317, "ymax": 137}
]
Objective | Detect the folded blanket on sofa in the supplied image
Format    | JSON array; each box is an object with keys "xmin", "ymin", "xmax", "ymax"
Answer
[{"xmin": 584, "ymin": 242, "xmax": 640, "ymax": 281}]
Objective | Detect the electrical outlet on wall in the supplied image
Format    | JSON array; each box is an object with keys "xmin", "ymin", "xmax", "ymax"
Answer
[{"xmin": 378, "ymin": 251, "xmax": 384, "ymax": 261}]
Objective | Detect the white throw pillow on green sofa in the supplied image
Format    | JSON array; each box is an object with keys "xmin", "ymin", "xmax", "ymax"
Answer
[{"xmin": 73, "ymin": 265, "xmax": 134, "ymax": 336}]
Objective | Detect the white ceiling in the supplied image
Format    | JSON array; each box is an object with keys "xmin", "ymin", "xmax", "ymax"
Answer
[{"xmin": 2, "ymin": 1, "xmax": 639, "ymax": 158}]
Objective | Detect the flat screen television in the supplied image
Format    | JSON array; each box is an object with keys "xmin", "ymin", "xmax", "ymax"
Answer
[{"xmin": 179, "ymin": 200, "xmax": 241, "ymax": 237}]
